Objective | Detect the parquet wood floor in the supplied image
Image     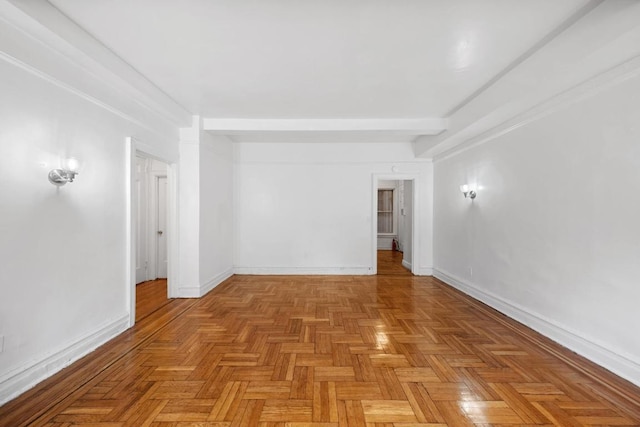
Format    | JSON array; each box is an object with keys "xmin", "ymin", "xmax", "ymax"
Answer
[
  {"xmin": 377, "ymin": 251, "xmax": 411, "ymax": 276},
  {"xmin": 2, "ymin": 275, "xmax": 639, "ymax": 426},
  {"xmin": 136, "ymin": 279, "xmax": 170, "ymax": 322}
]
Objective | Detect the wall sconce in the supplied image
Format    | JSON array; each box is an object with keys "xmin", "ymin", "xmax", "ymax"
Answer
[
  {"xmin": 49, "ymin": 157, "xmax": 80, "ymax": 186},
  {"xmin": 460, "ymin": 184, "xmax": 476, "ymax": 199}
]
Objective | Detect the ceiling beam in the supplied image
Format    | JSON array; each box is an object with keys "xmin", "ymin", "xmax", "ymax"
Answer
[
  {"xmin": 2, "ymin": 0, "xmax": 192, "ymax": 128},
  {"xmin": 202, "ymin": 118, "xmax": 447, "ymax": 136},
  {"xmin": 414, "ymin": 0, "xmax": 640, "ymax": 159}
]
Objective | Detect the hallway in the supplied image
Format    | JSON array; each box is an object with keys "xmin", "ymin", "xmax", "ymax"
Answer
[
  {"xmin": 377, "ymin": 250, "xmax": 412, "ymax": 276},
  {"xmin": 2, "ymin": 275, "xmax": 638, "ymax": 425}
]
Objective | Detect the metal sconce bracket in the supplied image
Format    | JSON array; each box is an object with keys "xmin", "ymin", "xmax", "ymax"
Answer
[
  {"xmin": 460, "ymin": 184, "xmax": 477, "ymax": 199},
  {"xmin": 48, "ymin": 158, "xmax": 80, "ymax": 186},
  {"xmin": 48, "ymin": 169, "xmax": 78, "ymax": 186}
]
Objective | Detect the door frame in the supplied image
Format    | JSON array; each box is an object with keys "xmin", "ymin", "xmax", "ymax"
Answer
[
  {"xmin": 134, "ymin": 155, "xmax": 150, "ymax": 284},
  {"xmin": 126, "ymin": 137, "xmax": 178, "ymax": 327},
  {"xmin": 371, "ymin": 173, "xmax": 420, "ymax": 275}
]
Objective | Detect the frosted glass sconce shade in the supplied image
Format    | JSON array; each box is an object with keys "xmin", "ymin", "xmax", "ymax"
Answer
[
  {"xmin": 460, "ymin": 184, "xmax": 476, "ymax": 199},
  {"xmin": 49, "ymin": 157, "xmax": 80, "ymax": 186},
  {"xmin": 63, "ymin": 157, "xmax": 80, "ymax": 173}
]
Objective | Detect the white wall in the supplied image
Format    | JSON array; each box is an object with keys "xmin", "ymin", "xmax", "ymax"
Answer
[
  {"xmin": 199, "ymin": 132, "xmax": 234, "ymax": 291},
  {"xmin": 0, "ymin": 52, "xmax": 178, "ymax": 403},
  {"xmin": 178, "ymin": 123, "xmax": 234, "ymax": 297},
  {"xmin": 433, "ymin": 72, "xmax": 640, "ymax": 386},
  {"xmin": 178, "ymin": 131, "xmax": 201, "ymax": 295},
  {"xmin": 0, "ymin": 6, "xmax": 184, "ymax": 403},
  {"xmin": 234, "ymin": 142, "xmax": 433, "ymax": 275}
]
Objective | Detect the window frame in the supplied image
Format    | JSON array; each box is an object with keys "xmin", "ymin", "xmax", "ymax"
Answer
[{"xmin": 377, "ymin": 188, "xmax": 396, "ymax": 235}]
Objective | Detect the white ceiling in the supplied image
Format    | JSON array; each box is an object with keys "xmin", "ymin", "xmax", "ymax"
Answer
[{"xmin": 46, "ymin": 0, "xmax": 592, "ymax": 143}]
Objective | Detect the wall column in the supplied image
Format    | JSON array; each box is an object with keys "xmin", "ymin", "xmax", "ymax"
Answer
[{"xmin": 178, "ymin": 116, "xmax": 203, "ymax": 297}]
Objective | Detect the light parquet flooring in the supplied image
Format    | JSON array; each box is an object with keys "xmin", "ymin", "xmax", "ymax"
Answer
[{"xmin": 1, "ymin": 275, "xmax": 639, "ymax": 426}]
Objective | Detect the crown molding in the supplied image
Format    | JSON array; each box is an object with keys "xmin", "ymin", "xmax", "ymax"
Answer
[
  {"xmin": 433, "ymin": 53, "xmax": 640, "ymax": 162},
  {"xmin": 0, "ymin": 0, "xmax": 191, "ymax": 130},
  {"xmin": 443, "ymin": 0, "xmax": 603, "ymax": 118},
  {"xmin": 415, "ymin": 0, "xmax": 640, "ymax": 160}
]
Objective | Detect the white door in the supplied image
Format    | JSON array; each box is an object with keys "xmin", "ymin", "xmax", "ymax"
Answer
[
  {"xmin": 135, "ymin": 156, "xmax": 148, "ymax": 284},
  {"xmin": 156, "ymin": 176, "xmax": 168, "ymax": 278}
]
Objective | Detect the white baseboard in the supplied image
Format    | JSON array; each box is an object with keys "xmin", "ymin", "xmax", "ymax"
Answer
[
  {"xmin": 200, "ymin": 268, "xmax": 234, "ymax": 296},
  {"xmin": 413, "ymin": 267, "xmax": 433, "ymax": 276},
  {"xmin": 433, "ymin": 268, "xmax": 640, "ymax": 388},
  {"xmin": 401, "ymin": 259, "xmax": 412, "ymax": 271},
  {"xmin": 0, "ymin": 314, "xmax": 129, "ymax": 405},
  {"xmin": 177, "ymin": 268, "xmax": 234, "ymax": 298},
  {"xmin": 234, "ymin": 266, "xmax": 372, "ymax": 275},
  {"xmin": 176, "ymin": 286, "xmax": 201, "ymax": 298}
]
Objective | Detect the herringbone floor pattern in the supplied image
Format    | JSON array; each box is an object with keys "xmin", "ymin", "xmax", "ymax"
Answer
[
  {"xmin": 2, "ymin": 273, "xmax": 639, "ymax": 425},
  {"xmin": 136, "ymin": 279, "xmax": 169, "ymax": 322}
]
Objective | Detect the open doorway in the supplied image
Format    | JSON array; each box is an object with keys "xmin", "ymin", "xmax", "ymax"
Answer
[
  {"xmin": 127, "ymin": 138, "xmax": 176, "ymax": 326},
  {"xmin": 134, "ymin": 155, "xmax": 170, "ymax": 321},
  {"xmin": 372, "ymin": 175, "xmax": 419, "ymax": 275}
]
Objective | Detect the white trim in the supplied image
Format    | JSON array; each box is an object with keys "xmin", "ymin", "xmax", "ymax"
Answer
[
  {"xmin": 234, "ymin": 159, "xmax": 432, "ymax": 166},
  {"xmin": 442, "ymin": 0, "xmax": 602, "ymax": 118},
  {"xmin": 204, "ymin": 117, "xmax": 447, "ymax": 134},
  {"xmin": 0, "ymin": 47, "xmax": 180, "ymax": 147},
  {"xmin": 433, "ymin": 268, "xmax": 640, "ymax": 387},
  {"xmin": 401, "ymin": 259, "xmax": 412, "ymax": 271},
  {"xmin": 128, "ymin": 140, "xmax": 179, "ymax": 321},
  {"xmin": 166, "ymin": 163, "xmax": 180, "ymax": 298},
  {"xmin": 433, "ymin": 53, "xmax": 640, "ymax": 162},
  {"xmin": 414, "ymin": 267, "xmax": 433, "ymax": 276},
  {"xmin": 377, "ymin": 187, "xmax": 397, "ymax": 235},
  {"xmin": 0, "ymin": 0, "xmax": 190, "ymax": 128},
  {"xmin": 0, "ymin": 314, "xmax": 129, "ymax": 405},
  {"xmin": 0, "ymin": 50, "xmax": 163, "ymax": 136},
  {"xmin": 234, "ymin": 267, "xmax": 372, "ymax": 276},
  {"xmin": 125, "ymin": 138, "xmax": 136, "ymax": 327},
  {"xmin": 177, "ymin": 268, "xmax": 235, "ymax": 298},
  {"xmin": 176, "ymin": 286, "xmax": 203, "ymax": 298},
  {"xmin": 372, "ymin": 173, "xmax": 421, "ymax": 275},
  {"xmin": 146, "ymin": 172, "xmax": 159, "ymax": 281},
  {"xmin": 199, "ymin": 269, "xmax": 234, "ymax": 297}
]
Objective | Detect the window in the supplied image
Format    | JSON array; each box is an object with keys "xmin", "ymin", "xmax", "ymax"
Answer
[{"xmin": 377, "ymin": 189, "xmax": 394, "ymax": 234}]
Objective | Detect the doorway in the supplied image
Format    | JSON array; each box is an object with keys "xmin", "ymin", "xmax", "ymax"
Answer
[
  {"xmin": 135, "ymin": 155, "xmax": 169, "ymax": 283},
  {"xmin": 372, "ymin": 175, "xmax": 419, "ymax": 275},
  {"xmin": 127, "ymin": 137, "xmax": 176, "ymax": 326},
  {"xmin": 134, "ymin": 155, "xmax": 169, "ymax": 321}
]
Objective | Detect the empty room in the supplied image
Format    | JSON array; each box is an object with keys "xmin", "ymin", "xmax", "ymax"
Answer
[{"xmin": 0, "ymin": 0, "xmax": 639, "ymax": 425}]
